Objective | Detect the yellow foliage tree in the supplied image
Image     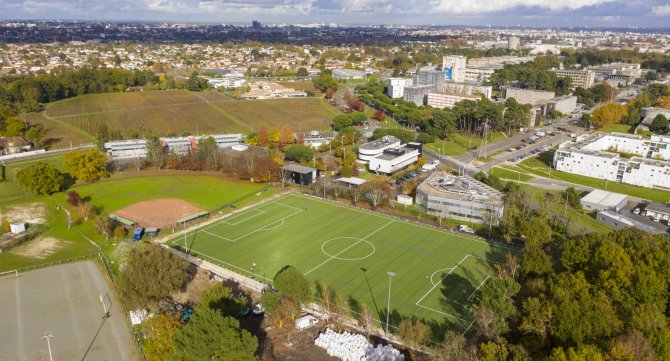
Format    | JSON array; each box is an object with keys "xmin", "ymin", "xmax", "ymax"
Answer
[
  {"xmin": 591, "ymin": 103, "xmax": 628, "ymax": 129},
  {"xmin": 657, "ymin": 95, "xmax": 670, "ymax": 110}
]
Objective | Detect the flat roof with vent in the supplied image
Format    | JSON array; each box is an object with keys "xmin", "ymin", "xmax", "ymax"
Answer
[{"xmin": 580, "ymin": 189, "xmax": 628, "ymax": 209}]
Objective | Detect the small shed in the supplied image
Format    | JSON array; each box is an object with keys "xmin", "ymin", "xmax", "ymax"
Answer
[
  {"xmin": 176, "ymin": 211, "xmax": 210, "ymax": 227},
  {"xmin": 109, "ymin": 214, "xmax": 136, "ymax": 228},
  {"xmin": 282, "ymin": 164, "xmax": 318, "ymax": 186},
  {"xmin": 580, "ymin": 189, "xmax": 628, "ymax": 212},
  {"xmin": 336, "ymin": 177, "xmax": 368, "ymax": 188},
  {"xmin": 396, "ymin": 194, "xmax": 413, "ymax": 205},
  {"xmin": 145, "ymin": 228, "xmax": 159, "ymax": 237},
  {"xmin": 9, "ymin": 223, "xmax": 26, "ymax": 234}
]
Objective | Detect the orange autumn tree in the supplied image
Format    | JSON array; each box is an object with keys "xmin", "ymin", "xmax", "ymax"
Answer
[{"xmin": 591, "ymin": 103, "xmax": 628, "ymax": 129}]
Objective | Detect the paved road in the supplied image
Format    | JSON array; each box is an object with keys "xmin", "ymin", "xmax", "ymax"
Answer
[
  {"xmin": 479, "ymin": 133, "xmax": 571, "ymax": 171},
  {"xmin": 456, "ymin": 132, "xmax": 529, "ymax": 164},
  {"xmin": 0, "ymin": 261, "xmax": 138, "ymax": 361}
]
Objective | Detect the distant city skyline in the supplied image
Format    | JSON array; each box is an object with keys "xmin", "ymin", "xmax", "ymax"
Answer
[{"xmin": 0, "ymin": 0, "xmax": 669, "ymax": 28}]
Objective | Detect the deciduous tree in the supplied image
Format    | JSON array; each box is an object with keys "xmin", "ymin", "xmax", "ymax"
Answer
[
  {"xmin": 64, "ymin": 148, "xmax": 109, "ymax": 182},
  {"xmin": 118, "ymin": 243, "xmax": 189, "ymax": 310},
  {"xmin": 15, "ymin": 162, "xmax": 63, "ymax": 195},
  {"xmin": 172, "ymin": 307, "xmax": 258, "ymax": 361}
]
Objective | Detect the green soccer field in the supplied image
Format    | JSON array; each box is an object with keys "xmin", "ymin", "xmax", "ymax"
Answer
[{"xmin": 168, "ymin": 193, "xmax": 516, "ymax": 334}]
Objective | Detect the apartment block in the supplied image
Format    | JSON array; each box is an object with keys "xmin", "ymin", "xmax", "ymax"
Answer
[
  {"xmin": 550, "ymin": 69, "xmax": 595, "ymax": 89},
  {"xmin": 553, "ymin": 133, "xmax": 670, "ymax": 189},
  {"xmin": 427, "ymin": 92, "xmax": 480, "ymax": 109}
]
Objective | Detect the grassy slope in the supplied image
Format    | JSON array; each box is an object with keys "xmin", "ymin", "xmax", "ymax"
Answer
[
  {"xmin": 0, "ymin": 154, "xmax": 66, "ymax": 203},
  {"xmin": 27, "ymin": 90, "xmax": 340, "ymax": 148},
  {"xmin": 518, "ymin": 152, "xmax": 670, "ymax": 202},
  {"xmin": 425, "ymin": 132, "xmax": 505, "ymax": 157},
  {"xmin": 169, "ymin": 193, "xmax": 515, "ymax": 332},
  {"xmin": 72, "ymin": 173, "xmax": 271, "ymax": 212},
  {"xmin": 0, "ymin": 174, "xmax": 274, "ymax": 272}
]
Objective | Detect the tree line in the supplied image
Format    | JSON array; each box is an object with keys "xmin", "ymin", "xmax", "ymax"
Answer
[{"xmin": 356, "ymin": 79, "xmax": 531, "ymax": 143}]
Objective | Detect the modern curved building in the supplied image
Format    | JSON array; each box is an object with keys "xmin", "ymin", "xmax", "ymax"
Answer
[{"xmin": 358, "ymin": 136, "xmax": 401, "ymax": 163}]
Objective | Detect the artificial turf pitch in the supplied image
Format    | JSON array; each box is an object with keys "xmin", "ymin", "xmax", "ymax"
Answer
[{"xmin": 168, "ymin": 193, "xmax": 514, "ymax": 334}]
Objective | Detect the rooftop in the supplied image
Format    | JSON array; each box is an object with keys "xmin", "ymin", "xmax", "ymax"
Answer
[
  {"xmin": 417, "ymin": 172, "xmax": 503, "ymax": 203},
  {"xmin": 282, "ymin": 163, "xmax": 316, "ymax": 174},
  {"xmin": 599, "ymin": 210, "xmax": 665, "ymax": 235},
  {"xmin": 646, "ymin": 202, "xmax": 670, "ymax": 215},
  {"xmin": 581, "ymin": 189, "xmax": 628, "ymax": 207},
  {"xmin": 360, "ymin": 136, "xmax": 400, "ymax": 151}
]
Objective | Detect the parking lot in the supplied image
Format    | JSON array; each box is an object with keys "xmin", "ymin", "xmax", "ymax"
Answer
[
  {"xmin": 620, "ymin": 201, "xmax": 670, "ymax": 234},
  {"xmin": 0, "ymin": 261, "xmax": 138, "ymax": 361}
]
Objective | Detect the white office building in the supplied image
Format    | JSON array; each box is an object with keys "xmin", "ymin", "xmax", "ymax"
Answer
[
  {"xmin": 161, "ymin": 137, "xmax": 194, "ymax": 154},
  {"xmin": 442, "ymin": 55, "xmax": 467, "ymax": 82},
  {"xmin": 205, "ymin": 134, "xmax": 244, "ymax": 149},
  {"xmin": 368, "ymin": 143, "xmax": 422, "ymax": 175},
  {"xmin": 427, "ymin": 92, "xmax": 480, "ymax": 109},
  {"xmin": 554, "ymin": 132, "xmax": 670, "ymax": 189},
  {"xmin": 295, "ymin": 131, "xmax": 336, "ymax": 148},
  {"xmin": 387, "ymin": 78, "xmax": 411, "ymax": 99},
  {"xmin": 105, "ymin": 134, "xmax": 243, "ymax": 159},
  {"xmin": 104, "ymin": 140, "xmax": 148, "ymax": 159},
  {"xmin": 403, "ymin": 85, "xmax": 436, "ymax": 106},
  {"xmin": 415, "ymin": 172, "xmax": 505, "ymax": 225},
  {"xmin": 208, "ymin": 77, "xmax": 246, "ymax": 89},
  {"xmin": 414, "ymin": 67, "xmax": 445, "ymax": 91},
  {"xmin": 358, "ymin": 136, "xmax": 402, "ymax": 163},
  {"xmin": 443, "ymin": 82, "xmax": 492, "ymax": 99}
]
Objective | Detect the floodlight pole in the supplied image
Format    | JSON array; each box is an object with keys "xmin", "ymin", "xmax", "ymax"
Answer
[
  {"xmin": 385, "ymin": 271, "xmax": 395, "ymax": 335},
  {"xmin": 43, "ymin": 332, "xmax": 54, "ymax": 361}
]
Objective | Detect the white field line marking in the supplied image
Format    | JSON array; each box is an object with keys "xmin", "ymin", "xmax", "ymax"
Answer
[
  {"xmin": 289, "ymin": 193, "xmax": 518, "ymax": 252},
  {"xmin": 201, "ymin": 230, "xmax": 234, "ymax": 242},
  {"xmin": 304, "ymin": 220, "xmax": 395, "ymax": 276},
  {"xmin": 467, "ymin": 275, "xmax": 491, "ymax": 302},
  {"xmin": 416, "ymin": 304, "xmax": 470, "ymax": 323},
  {"xmin": 186, "ymin": 195, "xmax": 294, "ymax": 235},
  {"xmin": 429, "ymin": 268, "xmax": 454, "ymax": 286},
  {"xmin": 462, "ymin": 319, "xmax": 476, "ymax": 336},
  {"xmin": 228, "ymin": 208, "xmax": 303, "ymax": 242},
  {"xmin": 188, "ymin": 198, "xmax": 299, "ymax": 238},
  {"xmin": 181, "ymin": 247, "xmax": 272, "ymax": 282},
  {"xmin": 415, "ymin": 255, "xmax": 470, "ymax": 305},
  {"xmin": 222, "ymin": 209, "xmax": 265, "ymax": 225}
]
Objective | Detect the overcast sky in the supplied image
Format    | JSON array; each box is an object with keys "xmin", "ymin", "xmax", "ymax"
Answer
[{"xmin": 1, "ymin": 0, "xmax": 669, "ymax": 28}]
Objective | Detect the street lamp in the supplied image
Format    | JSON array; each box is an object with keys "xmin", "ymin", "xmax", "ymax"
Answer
[
  {"xmin": 385, "ymin": 271, "xmax": 395, "ymax": 335},
  {"xmin": 43, "ymin": 332, "xmax": 54, "ymax": 361}
]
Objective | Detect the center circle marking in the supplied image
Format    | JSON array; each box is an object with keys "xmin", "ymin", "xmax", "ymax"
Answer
[{"xmin": 322, "ymin": 237, "xmax": 376, "ymax": 261}]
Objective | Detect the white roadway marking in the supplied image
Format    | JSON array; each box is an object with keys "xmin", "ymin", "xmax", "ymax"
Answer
[{"xmin": 304, "ymin": 220, "xmax": 395, "ymax": 276}]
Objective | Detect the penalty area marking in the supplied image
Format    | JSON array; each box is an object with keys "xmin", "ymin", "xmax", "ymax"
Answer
[
  {"xmin": 429, "ymin": 268, "xmax": 454, "ymax": 286},
  {"xmin": 321, "ymin": 237, "xmax": 376, "ymax": 261}
]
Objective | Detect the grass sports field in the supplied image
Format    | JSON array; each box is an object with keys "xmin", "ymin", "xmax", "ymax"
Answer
[
  {"xmin": 26, "ymin": 90, "xmax": 339, "ymax": 148},
  {"xmin": 169, "ymin": 193, "xmax": 515, "ymax": 334}
]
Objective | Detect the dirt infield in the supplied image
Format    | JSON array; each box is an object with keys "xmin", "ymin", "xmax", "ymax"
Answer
[{"xmin": 114, "ymin": 198, "xmax": 202, "ymax": 228}]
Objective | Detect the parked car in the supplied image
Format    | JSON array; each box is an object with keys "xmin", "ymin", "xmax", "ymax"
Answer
[
  {"xmin": 633, "ymin": 208, "xmax": 641, "ymax": 215},
  {"xmin": 459, "ymin": 225, "xmax": 475, "ymax": 234},
  {"xmin": 252, "ymin": 304, "xmax": 265, "ymax": 315},
  {"xmin": 181, "ymin": 309, "xmax": 193, "ymax": 322}
]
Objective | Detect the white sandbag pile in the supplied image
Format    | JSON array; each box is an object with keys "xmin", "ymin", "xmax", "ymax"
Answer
[{"xmin": 314, "ymin": 328, "xmax": 404, "ymax": 361}]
